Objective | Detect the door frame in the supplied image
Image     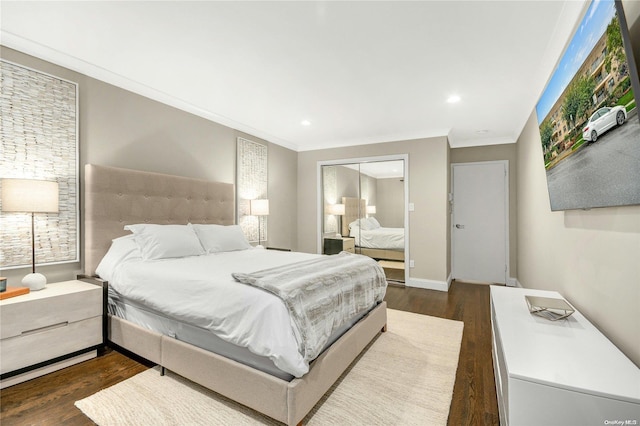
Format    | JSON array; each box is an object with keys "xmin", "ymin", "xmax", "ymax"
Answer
[
  {"xmin": 450, "ymin": 160, "xmax": 511, "ymax": 285},
  {"xmin": 317, "ymin": 154, "xmax": 410, "ymax": 281}
]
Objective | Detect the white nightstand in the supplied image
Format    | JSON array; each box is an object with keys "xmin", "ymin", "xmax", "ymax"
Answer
[{"xmin": 0, "ymin": 279, "xmax": 103, "ymax": 389}]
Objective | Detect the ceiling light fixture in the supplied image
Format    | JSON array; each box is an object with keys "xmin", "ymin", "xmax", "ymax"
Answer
[
  {"xmin": 301, "ymin": 120, "xmax": 311, "ymax": 126},
  {"xmin": 447, "ymin": 95, "xmax": 461, "ymax": 104},
  {"xmin": 476, "ymin": 129, "xmax": 490, "ymax": 134}
]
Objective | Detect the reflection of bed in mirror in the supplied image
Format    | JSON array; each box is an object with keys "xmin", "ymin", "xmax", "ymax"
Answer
[{"xmin": 342, "ymin": 197, "xmax": 404, "ymax": 262}]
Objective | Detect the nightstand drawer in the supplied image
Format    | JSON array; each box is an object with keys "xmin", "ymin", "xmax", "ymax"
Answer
[
  {"xmin": 0, "ymin": 283, "xmax": 102, "ymax": 340},
  {"xmin": 0, "ymin": 316, "xmax": 102, "ymax": 374},
  {"xmin": 343, "ymin": 239, "xmax": 355, "ymax": 253},
  {"xmin": 324, "ymin": 237, "xmax": 356, "ymax": 255}
]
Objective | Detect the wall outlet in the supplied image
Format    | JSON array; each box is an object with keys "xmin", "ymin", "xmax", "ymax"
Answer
[{"xmin": 409, "ymin": 259, "xmax": 415, "ymax": 268}]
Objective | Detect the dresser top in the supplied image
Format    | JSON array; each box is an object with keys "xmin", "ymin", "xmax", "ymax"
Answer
[
  {"xmin": 0, "ymin": 280, "xmax": 100, "ymax": 305},
  {"xmin": 491, "ymin": 286, "xmax": 640, "ymax": 403}
]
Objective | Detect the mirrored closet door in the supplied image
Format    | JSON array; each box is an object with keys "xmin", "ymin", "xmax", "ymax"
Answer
[{"xmin": 320, "ymin": 157, "xmax": 407, "ymax": 284}]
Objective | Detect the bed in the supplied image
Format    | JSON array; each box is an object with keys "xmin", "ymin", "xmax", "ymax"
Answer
[
  {"xmin": 342, "ymin": 197, "xmax": 404, "ymax": 262},
  {"xmin": 83, "ymin": 164, "xmax": 388, "ymax": 426}
]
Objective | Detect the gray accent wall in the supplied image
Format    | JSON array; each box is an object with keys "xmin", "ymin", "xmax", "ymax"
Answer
[
  {"xmin": 0, "ymin": 47, "xmax": 298, "ymax": 284},
  {"xmin": 375, "ymin": 178, "xmax": 404, "ymax": 228},
  {"xmin": 516, "ymin": 110, "xmax": 640, "ymax": 367}
]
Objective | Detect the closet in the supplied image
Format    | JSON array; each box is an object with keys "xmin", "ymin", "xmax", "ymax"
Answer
[{"xmin": 319, "ymin": 156, "xmax": 407, "ymax": 283}]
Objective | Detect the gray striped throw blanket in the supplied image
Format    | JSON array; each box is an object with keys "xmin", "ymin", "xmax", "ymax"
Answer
[{"xmin": 232, "ymin": 251, "xmax": 387, "ymax": 362}]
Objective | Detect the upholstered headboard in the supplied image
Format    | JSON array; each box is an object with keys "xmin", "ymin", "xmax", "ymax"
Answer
[
  {"xmin": 84, "ymin": 164, "xmax": 235, "ymax": 276},
  {"xmin": 342, "ymin": 197, "xmax": 366, "ymax": 236}
]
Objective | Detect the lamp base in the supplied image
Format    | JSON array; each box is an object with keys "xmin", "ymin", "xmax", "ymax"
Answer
[
  {"xmin": 22, "ymin": 273, "xmax": 47, "ymax": 291},
  {"xmin": 255, "ymin": 245, "xmax": 265, "ymax": 249}
]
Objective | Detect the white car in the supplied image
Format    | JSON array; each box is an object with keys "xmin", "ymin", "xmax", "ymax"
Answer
[{"xmin": 582, "ymin": 106, "xmax": 627, "ymax": 142}]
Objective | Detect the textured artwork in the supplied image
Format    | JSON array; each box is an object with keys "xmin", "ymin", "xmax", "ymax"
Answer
[
  {"xmin": 236, "ymin": 137, "xmax": 267, "ymax": 243},
  {"xmin": 322, "ymin": 166, "xmax": 338, "ymax": 234},
  {"xmin": 0, "ymin": 60, "xmax": 79, "ymax": 268}
]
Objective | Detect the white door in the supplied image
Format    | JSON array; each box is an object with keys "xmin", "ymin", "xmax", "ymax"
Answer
[{"xmin": 451, "ymin": 161, "xmax": 508, "ymax": 284}]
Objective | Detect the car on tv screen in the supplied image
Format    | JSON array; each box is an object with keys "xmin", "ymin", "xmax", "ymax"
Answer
[{"xmin": 582, "ymin": 105, "xmax": 627, "ymax": 142}]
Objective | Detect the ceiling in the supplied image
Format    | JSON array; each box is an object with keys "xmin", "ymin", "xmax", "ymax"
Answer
[{"xmin": 1, "ymin": 1, "xmax": 588, "ymax": 151}]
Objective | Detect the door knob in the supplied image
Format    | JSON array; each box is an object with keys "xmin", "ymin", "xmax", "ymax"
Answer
[{"xmin": 455, "ymin": 224, "xmax": 465, "ymax": 229}]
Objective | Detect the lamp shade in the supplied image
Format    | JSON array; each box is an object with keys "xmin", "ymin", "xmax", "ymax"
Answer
[
  {"xmin": 325, "ymin": 203, "xmax": 345, "ymax": 216},
  {"xmin": 366, "ymin": 205, "xmax": 376, "ymax": 214},
  {"xmin": 250, "ymin": 199, "xmax": 269, "ymax": 216},
  {"xmin": 1, "ymin": 179, "xmax": 59, "ymax": 213}
]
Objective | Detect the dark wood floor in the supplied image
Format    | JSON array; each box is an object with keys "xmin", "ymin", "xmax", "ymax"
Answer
[{"xmin": 0, "ymin": 280, "xmax": 499, "ymax": 425}]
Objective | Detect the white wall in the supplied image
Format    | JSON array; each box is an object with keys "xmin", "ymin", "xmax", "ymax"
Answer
[{"xmin": 516, "ymin": 111, "xmax": 640, "ymax": 367}]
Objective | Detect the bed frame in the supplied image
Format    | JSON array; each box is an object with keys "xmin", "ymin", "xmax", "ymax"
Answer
[
  {"xmin": 341, "ymin": 196, "xmax": 404, "ymax": 261},
  {"xmin": 84, "ymin": 164, "xmax": 387, "ymax": 426}
]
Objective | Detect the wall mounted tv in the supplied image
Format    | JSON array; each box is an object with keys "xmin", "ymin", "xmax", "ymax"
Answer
[{"xmin": 535, "ymin": 0, "xmax": 640, "ymax": 211}]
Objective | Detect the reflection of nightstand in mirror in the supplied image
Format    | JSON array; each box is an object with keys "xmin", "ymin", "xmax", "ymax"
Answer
[{"xmin": 324, "ymin": 237, "xmax": 355, "ymax": 255}]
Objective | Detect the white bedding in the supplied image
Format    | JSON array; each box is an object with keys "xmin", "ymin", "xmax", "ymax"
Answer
[
  {"xmin": 97, "ymin": 247, "xmax": 381, "ymax": 378},
  {"xmin": 350, "ymin": 226, "xmax": 405, "ymax": 250}
]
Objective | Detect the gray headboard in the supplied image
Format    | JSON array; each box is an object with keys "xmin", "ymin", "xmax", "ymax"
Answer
[
  {"xmin": 342, "ymin": 197, "xmax": 366, "ymax": 236},
  {"xmin": 84, "ymin": 164, "xmax": 235, "ymax": 276}
]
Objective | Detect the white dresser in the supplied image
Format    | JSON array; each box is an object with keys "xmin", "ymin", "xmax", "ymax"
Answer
[
  {"xmin": 491, "ymin": 286, "xmax": 640, "ymax": 426},
  {"xmin": 0, "ymin": 280, "xmax": 103, "ymax": 388}
]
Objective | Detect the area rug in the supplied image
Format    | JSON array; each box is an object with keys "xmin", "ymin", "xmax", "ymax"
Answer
[{"xmin": 75, "ymin": 309, "xmax": 463, "ymax": 425}]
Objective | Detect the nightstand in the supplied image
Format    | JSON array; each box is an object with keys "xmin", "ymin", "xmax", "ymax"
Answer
[
  {"xmin": 324, "ymin": 237, "xmax": 355, "ymax": 255},
  {"xmin": 0, "ymin": 280, "xmax": 103, "ymax": 389}
]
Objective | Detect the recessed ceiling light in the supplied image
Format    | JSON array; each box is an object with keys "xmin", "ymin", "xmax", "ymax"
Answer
[
  {"xmin": 476, "ymin": 129, "xmax": 490, "ymax": 134},
  {"xmin": 447, "ymin": 95, "xmax": 461, "ymax": 104},
  {"xmin": 301, "ymin": 120, "xmax": 311, "ymax": 126}
]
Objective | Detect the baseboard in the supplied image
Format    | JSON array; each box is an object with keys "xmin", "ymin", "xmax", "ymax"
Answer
[
  {"xmin": 407, "ymin": 277, "xmax": 450, "ymax": 292},
  {"xmin": 507, "ymin": 277, "xmax": 518, "ymax": 287}
]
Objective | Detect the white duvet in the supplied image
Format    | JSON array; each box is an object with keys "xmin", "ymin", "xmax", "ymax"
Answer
[
  {"xmin": 98, "ymin": 247, "xmax": 331, "ymax": 378},
  {"xmin": 350, "ymin": 226, "xmax": 405, "ymax": 250}
]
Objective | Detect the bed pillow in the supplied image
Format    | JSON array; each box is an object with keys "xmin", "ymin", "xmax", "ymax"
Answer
[
  {"xmin": 95, "ymin": 234, "xmax": 141, "ymax": 281},
  {"xmin": 368, "ymin": 217, "xmax": 381, "ymax": 229},
  {"xmin": 348, "ymin": 220, "xmax": 360, "ymax": 230},
  {"xmin": 124, "ymin": 224, "xmax": 205, "ymax": 260},
  {"xmin": 191, "ymin": 224, "xmax": 252, "ymax": 253},
  {"xmin": 359, "ymin": 218, "xmax": 376, "ymax": 230}
]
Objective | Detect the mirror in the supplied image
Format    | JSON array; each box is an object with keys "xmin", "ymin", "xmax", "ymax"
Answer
[{"xmin": 321, "ymin": 158, "xmax": 406, "ymax": 284}]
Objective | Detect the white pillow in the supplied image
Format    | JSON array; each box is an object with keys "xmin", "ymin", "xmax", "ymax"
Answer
[
  {"xmin": 191, "ymin": 224, "xmax": 251, "ymax": 253},
  {"xmin": 359, "ymin": 218, "xmax": 376, "ymax": 231},
  {"xmin": 368, "ymin": 217, "xmax": 381, "ymax": 229},
  {"xmin": 124, "ymin": 224, "xmax": 204, "ymax": 260},
  {"xmin": 348, "ymin": 220, "xmax": 360, "ymax": 230},
  {"xmin": 96, "ymin": 235, "xmax": 141, "ymax": 281}
]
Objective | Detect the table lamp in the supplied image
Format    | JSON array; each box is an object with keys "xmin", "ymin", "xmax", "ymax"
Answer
[
  {"xmin": 250, "ymin": 199, "xmax": 269, "ymax": 248},
  {"xmin": 325, "ymin": 203, "xmax": 345, "ymax": 237},
  {"xmin": 1, "ymin": 178, "xmax": 59, "ymax": 290}
]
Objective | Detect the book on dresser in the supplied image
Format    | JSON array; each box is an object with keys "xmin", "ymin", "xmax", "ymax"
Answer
[{"xmin": 0, "ymin": 286, "xmax": 30, "ymax": 300}]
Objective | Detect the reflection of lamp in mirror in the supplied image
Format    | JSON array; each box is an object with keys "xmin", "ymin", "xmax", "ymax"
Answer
[
  {"xmin": 325, "ymin": 203, "xmax": 345, "ymax": 237},
  {"xmin": 1, "ymin": 178, "xmax": 59, "ymax": 290},
  {"xmin": 366, "ymin": 205, "xmax": 376, "ymax": 216},
  {"xmin": 250, "ymin": 199, "xmax": 269, "ymax": 248}
]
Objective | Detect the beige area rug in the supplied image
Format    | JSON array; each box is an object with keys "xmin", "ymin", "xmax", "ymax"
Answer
[{"xmin": 75, "ymin": 309, "xmax": 463, "ymax": 425}]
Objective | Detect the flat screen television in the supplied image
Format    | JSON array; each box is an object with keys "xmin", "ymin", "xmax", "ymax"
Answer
[{"xmin": 535, "ymin": 0, "xmax": 640, "ymax": 211}]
